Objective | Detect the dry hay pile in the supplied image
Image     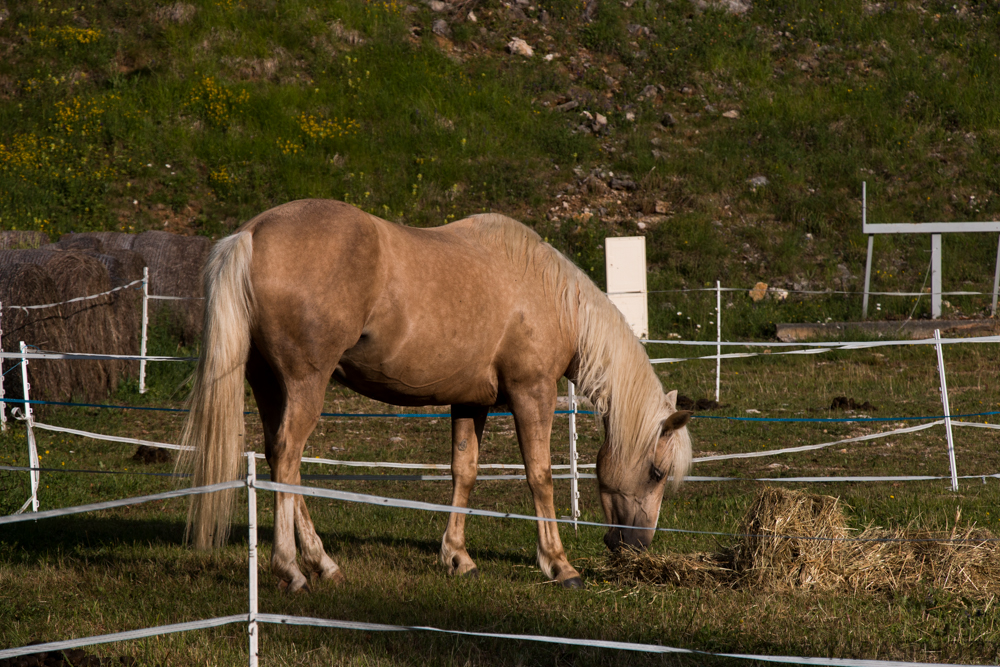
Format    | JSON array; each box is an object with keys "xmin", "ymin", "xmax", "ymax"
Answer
[
  {"xmin": 596, "ymin": 487, "xmax": 1000, "ymax": 598},
  {"xmin": 62, "ymin": 230, "xmax": 210, "ymax": 343},
  {"xmin": 0, "ymin": 262, "xmax": 73, "ymax": 404},
  {"xmin": 47, "ymin": 236, "xmax": 145, "ymax": 378},
  {"xmin": 0, "ymin": 250, "xmax": 123, "ymax": 401}
]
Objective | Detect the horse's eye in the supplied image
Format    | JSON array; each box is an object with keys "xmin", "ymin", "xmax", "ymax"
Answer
[{"xmin": 650, "ymin": 465, "xmax": 665, "ymax": 483}]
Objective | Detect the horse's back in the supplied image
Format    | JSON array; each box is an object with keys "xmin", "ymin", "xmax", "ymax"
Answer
[{"xmin": 242, "ymin": 200, "xmax": 576, "ymax": 405}]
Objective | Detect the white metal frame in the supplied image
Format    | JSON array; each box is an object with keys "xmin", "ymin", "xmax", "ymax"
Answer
[{"xmin": 861, "ymin": 182, "xmax": 1000, "ymax": 319}]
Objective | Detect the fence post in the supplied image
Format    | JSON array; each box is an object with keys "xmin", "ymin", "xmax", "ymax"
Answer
[
  {"xmin": 715, "ymin": 280, "xmax": 721, "ymax": 403},
  {"xmin": 18, "ymin": 341, "xmax": 39, "ymax": 513},
  {"xmin": 139, "ymin": 267, "xmax": 149, "ymax": 394},
  {"xmin": 568, "ymin": 381, "xmax": 580, "ymax": 533},
  {"xmin": 934, "ymin": 330, "xmax": 959, "ymax": 492},
  {"xmin": 247, "ymin": 452, "xmax": 259, "ymax": 667},
  {"xmin": 0, "ymin": 300, "xmax": 5, "ymax": 432}
]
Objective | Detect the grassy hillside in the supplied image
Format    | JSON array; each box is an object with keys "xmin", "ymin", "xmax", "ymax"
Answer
[{"xmin": 2, "ymin": 0, "xmax": 1000, "ymax": 336}]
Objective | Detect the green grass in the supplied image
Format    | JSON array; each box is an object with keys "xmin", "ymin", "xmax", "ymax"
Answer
[
  {"xmin": 3, "ymin": 334, "xmax": 1000, "ymax": 664},
  {"xmin": 4, "ymin": 0, "xmax": 1000, "ymax": 334}
]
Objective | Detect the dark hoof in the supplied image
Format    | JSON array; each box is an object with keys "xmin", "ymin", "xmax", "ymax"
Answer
[
  {"xmin": 560, "ymin": 576, "xmax": 584, "ymax": 590},
  {"xmin": 464, "ymin": 568, "xmax": 480, "ymax": 579}
]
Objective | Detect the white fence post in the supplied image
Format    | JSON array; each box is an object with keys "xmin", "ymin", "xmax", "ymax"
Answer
[
  {"xmin": 715, "ymin": 280, "xmax": 721, "ymax": 403},
  {"xmin": 139, "ymin": 267, "xmax": 149, "ymax": 394},
  {"xmin": 18, "ymin": 341, "xmax": 39, "ymax": 513},
  {"xmin": 568, "ymin": 381, "xmax": 580, "ymax": 533},
  {"xmin": 0, "ymin": 300, "xmax": 5, "ymax": 432},
  {"xmin": 247, "ymin": 452, "xmax": 259, "ymax": 667},
  {"xmin": 933, "ymin": 330, "xmax": 959, "ymax": 492}
]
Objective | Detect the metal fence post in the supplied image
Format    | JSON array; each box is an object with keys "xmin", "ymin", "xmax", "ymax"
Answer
[
  {"xmin": 18, "ymin": 341, "xmax": 39, "ymax": 513},
  {"xmin": 247, "ymin": 452, "xmax": 259, "ymax": 667},
  {"xmin": 139, "ymin": 266, "xmax": 149, "ymax": 394},
  {"xmin": 934, "ymin": 330, "xmax": 959, "ymax": 492},
  {"xmin": 0, "ymin": 300, "xmax": 5, "ymax": 432},
  {"xmin": 568, "ymin": 381, "xmax": 580, "ymax": 533},
  {"xmin": 715, "ymin": 280, "xmax": 721, "ymax": 403}
]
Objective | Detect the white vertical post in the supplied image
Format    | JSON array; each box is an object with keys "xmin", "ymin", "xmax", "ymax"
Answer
[
  {"xmin": 931, "ymin": 234, "xmax": 942, "ymax": 319},
  {"xmin": 934, "ymin": 330, "xmax": 959, "ymax": 492},
  {"xmin": 247, "ymin": 452, "xmax": 259, "ymax": 667},
  {"xmin": 715, "ymin": 280, "xmax": 721, "ymax": 403},
  {"xmin": 568, "ymin": 381, "xmax": 580, "ymax": 533},
  {"xmin": 992, "ymin": 235, "xmax": 1000, "ymax": 317},
  {"xmin": 0, "ymin": 300, "xmax": 5, "ymax": 432},
  {"xmin": 139, "ymin": 266, "xmax": 149, "ymax": 394},
  {"xmin": 19, "ymin": 341, "xmax": 39, "ymax": 513},
  {"xmin": 861, "ymin": 182, "xmax": 873, "ymax": 319}
]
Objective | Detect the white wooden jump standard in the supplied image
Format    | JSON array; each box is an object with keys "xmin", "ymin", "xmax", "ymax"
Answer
[{"xmin": 861, "ymin": 181, "xmax": 1000, "ymax": 319}]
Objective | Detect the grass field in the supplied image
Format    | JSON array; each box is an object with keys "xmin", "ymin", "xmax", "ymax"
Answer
[
  {"xmin": 4, "ymin": 0, "xmax": 1000, "ymax": 337},
  {"xmin": 3, "ymin": 329, "xmax": 1000, "ymax": 665},
  {"xmin": 4, "ymin": 0, "xmax": 1000, "ymax": 663}
]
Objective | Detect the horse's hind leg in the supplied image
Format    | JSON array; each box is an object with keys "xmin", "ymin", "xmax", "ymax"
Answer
[
  {"xmin": 294, "ymin": 494, "xmax": 344, "ymax": 585},
  {"xmin": 248, "ymin": 349, "xmax": 340, "ymax": 592},
  {"xmin": 441, "ymin": 405, "xmax": 488, "ymax": 576}
]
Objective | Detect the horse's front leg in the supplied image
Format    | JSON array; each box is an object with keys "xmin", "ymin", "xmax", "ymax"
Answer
[
  {"xmin": 441, "ymin": 404, "xmax": 488, "ymax": 576},
  {"xmin": 509, "ymin": 383, "xmax": 583, "ymax": 589}
]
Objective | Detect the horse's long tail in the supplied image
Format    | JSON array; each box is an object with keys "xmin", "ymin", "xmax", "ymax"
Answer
[{"xmin": 176, "ymin": 230, "xmax": 255, "ymax": 549}]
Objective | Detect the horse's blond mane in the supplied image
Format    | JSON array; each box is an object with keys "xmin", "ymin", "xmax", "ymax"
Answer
[{"xmin": 467, "ymin": 214, "xmax": 670, "ymax": 462}]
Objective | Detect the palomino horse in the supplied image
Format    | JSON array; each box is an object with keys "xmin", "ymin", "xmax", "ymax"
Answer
[{"xmin": 179, "ymin": 199, "xmax": 692, "ymax": 591}]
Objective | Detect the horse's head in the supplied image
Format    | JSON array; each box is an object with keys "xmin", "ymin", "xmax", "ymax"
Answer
[{"xmin": 596, "ymin": 390, "xmax": 692, "ymax": 552}]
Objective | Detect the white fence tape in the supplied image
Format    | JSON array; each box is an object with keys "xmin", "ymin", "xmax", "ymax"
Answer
[
  {"xmin": 33, "ymin": 421, "xmax": 191, "ymax": 451},
  {"xmin": 0, "ymin": 480, "xmax": 244, "ymax": 526},
  {"xmin": 253, "ymin": 613, "xmax": 980, "ymax": 667},
  {"xmin": 645, "ymin": 336, "xmax": 1000, "ymax": 347},
  {"xmin": 692, "ymin": 421, "xmax": 943, "ymax": 463},
  {"xmin": 3, "ymin": 470, "xmax": 997, "ymax": 666},
  {"xmin": 0, "ymin": 615, "xmax": 248, "ymax": 661},
  {"xmin": 4, "ymin": 279, "xmax": 143, "ymax": 313},
  {"xmin": 0, "ymin": 350, "xmax": 195, "ymax": 362}
]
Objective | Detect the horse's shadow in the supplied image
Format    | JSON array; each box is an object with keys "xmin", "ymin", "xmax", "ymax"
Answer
[{"xmin": 1, "ymin": 515, "xmax": 537, "ymax": 570}]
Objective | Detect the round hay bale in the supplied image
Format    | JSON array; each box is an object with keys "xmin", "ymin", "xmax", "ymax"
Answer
[
  {"xmin": 60, "ymin": 230, "xmax": 211, "ymax": 343},
  {"xmin": 46, "ymin": 240, "xmax": 145, "ymax": 380},
  {"xmin": 0, "ymin": 230, "xmax": 49, "ymax": 250},
  {"xmin": 0, "ymin": 262, "xmax": 73, "ymax": 406},
  {"xmin": 133, "ymin": 231, "xmax": 210, "ymax": 344},
  {"xmin": 0, "ymin": 250, "xmax": 120, "ymax": 400}
]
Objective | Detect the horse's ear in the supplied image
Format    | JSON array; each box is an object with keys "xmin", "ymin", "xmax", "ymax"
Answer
[
  {"xmin": 662, "ymin": 410, "xmax": 692, "ymax": 434},
  {"xmin": 664, "ymin": 389, "xmax": 678, "ymax": 411}
]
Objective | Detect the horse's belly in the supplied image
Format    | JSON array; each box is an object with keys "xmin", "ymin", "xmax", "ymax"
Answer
[{"xmin": 333, "ymin": 356, "xmax": 498, "ymax": 407}]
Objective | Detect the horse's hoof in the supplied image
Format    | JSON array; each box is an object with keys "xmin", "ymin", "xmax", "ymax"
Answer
[
  {"xmin": 560, "ymin": 576, "xmax": 584, "ymax": 590},
  {"xmin": 280, "ymin": 578, "xmax": 311, "ymax": 594},
  {"xmin": 323, "ymin": 568, "xmax": 347, "ymax": 585}
]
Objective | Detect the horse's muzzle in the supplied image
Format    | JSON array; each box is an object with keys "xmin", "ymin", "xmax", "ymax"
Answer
[{"xmin": 603, "ymin": 526, "xmax": 652, "ymax": 552}]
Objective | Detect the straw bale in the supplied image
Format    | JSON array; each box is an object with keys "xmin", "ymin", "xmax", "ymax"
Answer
[
  {"xmin": 0, "ymin": 230, "xmax": 48, "ymax": 249},
  {"xmin": 597, "ymin": 487, "xmax": 1000, "ymax": 599},
  {"xmin": 730, "ymin": 486, "xmax": 850, "ymax": 590},
  {"xmin": 0, "ymin": 262, "xmax": 73, "ymax": 404},
  {"xmin": 59, "ymin": 230, "xmax": 211, "ymax": 343},
  {"xmin": 0, "ymin": 250, "xmax": 120, "ymax": 400}
]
